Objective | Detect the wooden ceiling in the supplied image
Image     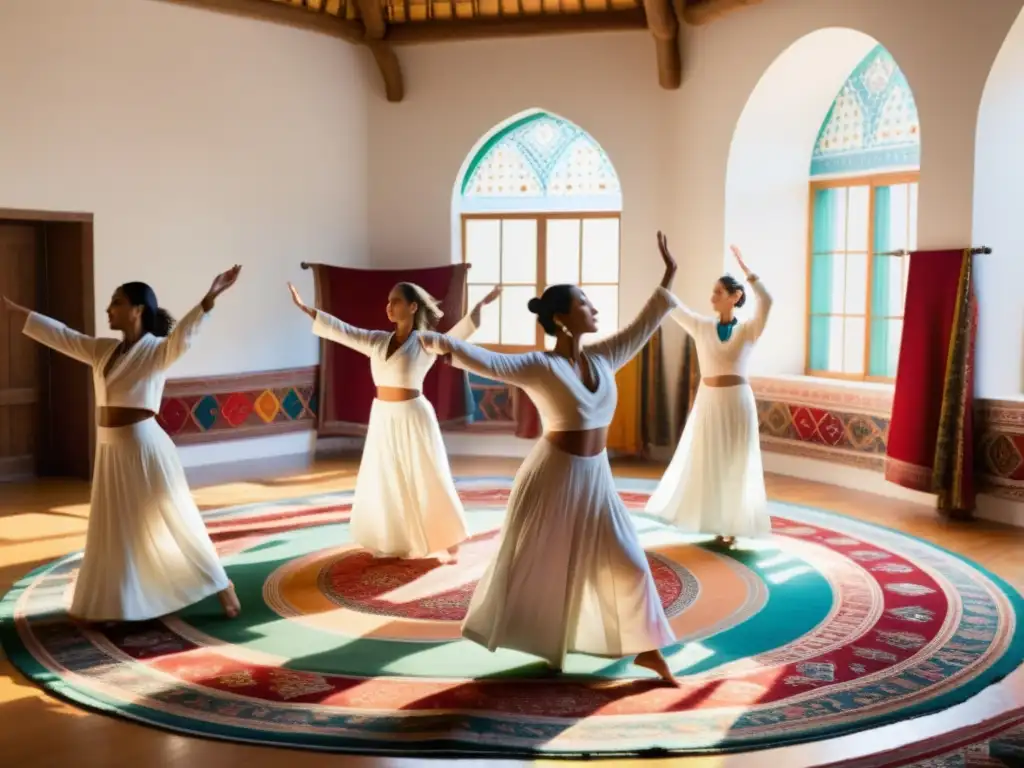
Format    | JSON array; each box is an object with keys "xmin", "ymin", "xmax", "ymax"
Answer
[{"xmin": 165, "ymin": 0, "xmax": 764, "ymax": 102}]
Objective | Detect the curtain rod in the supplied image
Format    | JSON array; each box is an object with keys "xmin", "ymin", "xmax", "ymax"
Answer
[
  {"xmin": 876, "ymin": 246, "xmax": 992, "ymax": 256},
  {"xmin": 299, "ymin": 262, "xmax": 473, "ymax": 270}
]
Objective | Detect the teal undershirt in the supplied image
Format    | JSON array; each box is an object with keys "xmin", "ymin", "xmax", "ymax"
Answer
[{"xmin": 717, "ymin": 318, "xmax": 738, "ymax": 342}]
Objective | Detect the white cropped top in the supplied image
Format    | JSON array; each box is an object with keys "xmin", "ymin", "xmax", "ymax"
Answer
[
  {"xmin": 22, "ymin": 304, "xmax": 208, "ymax": 411},
  {"xmin": 670, "ymin": 279, "xmax": 772, "ymax": 378},
  {"xmin": 312, "ymin": 311, "xmax": 478, "ymax": 390},
  {"xmin": 420, "ymin": 287, "xmax": 679, "ymax": 432}
]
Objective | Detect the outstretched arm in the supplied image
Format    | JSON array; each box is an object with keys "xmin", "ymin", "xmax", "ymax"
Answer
[
  {"xmin": 159, "ymin": 265, "xmax": 242, "ymax": 369},
  {"xmin": 419, "ymin": 332, "xmax": 540, "ymax": 386},
  {"xmin": 730, "ymin": 244, "xmax": 772, "ymax": 340},
  {"xmin": 587, "ymin": 287, "xmax": 680, "ymax": 371},
  {"xmin": 586, "ymin": 231, "xmax": 680, "ymax": 371},
  {"xmin": 668, "ymin": 301, "xmax": 704, "ymax": 336},
  {"xmin": 287, "ymin": 282, "xmax": 384, "ymax": 357},
  {"xmin": 746, "ymin": 275, "xmax": 773, "ymax": 340},
  {"xmin": 447, "ymin": 286, "xmax": 501, "ymax": 342},
  {"xmin": 5, "ymin": 296, "xmax": 107, "ymax": 365}
]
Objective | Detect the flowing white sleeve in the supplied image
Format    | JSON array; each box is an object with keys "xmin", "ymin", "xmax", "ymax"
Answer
[
  {"xmin": 586, "ymin": 287, "xmax": 680, "ymax": 372},
  {"xmin": 22, "ymin": 312, "xmax": 107, "ymax": 366},
  {"xmin": 442, "ymin": 338, "xmax": 541, "ymax": 387},
  {"xmin": 668, "ymin": 298, "xmax": 704, "ymax": 337},
  {"xmin": 157, "ymin": 304, "xmax": 209, "ymax": 369},
  {"xmin": 311, "ymin": 310, "xmax": 387, "ymax": 357},
  {"xmin": 446, "ymin": 314, "xmax": 478, "ymax": 342},
  {"xmin": 746, "ymin": 278, "xmax": 773, "ymax": 341}
]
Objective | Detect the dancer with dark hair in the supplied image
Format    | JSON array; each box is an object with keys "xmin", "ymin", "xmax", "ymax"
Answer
[
  {"xmin": 417, "ymin": 233, "xmax": 680, "ymax": 683},
  {"xmin": 645, "ymin": 244, "xmax": 773, "ymax": 546},
  {"xmin": 288, "ymin": 280, "xmax": 499, "ymax": 561},
  {"xmin": 2, "ymin": 267, "xmax": 243, "ymax": 621}
]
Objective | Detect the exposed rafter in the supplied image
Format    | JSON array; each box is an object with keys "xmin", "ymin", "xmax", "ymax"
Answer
[{"xmin": 160, "ymin": 0, "xmax": 767, "ymax": 101}]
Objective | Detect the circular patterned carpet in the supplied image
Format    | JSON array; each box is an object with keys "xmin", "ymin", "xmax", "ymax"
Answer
[{"xmin": 2, "ymin": 477, "xmax": 1022, "ymax": 757}]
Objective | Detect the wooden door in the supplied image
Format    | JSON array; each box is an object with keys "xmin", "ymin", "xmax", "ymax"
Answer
[{"xmin": 0, "ymin": 224, "xmax": 41, "ymax": 480}]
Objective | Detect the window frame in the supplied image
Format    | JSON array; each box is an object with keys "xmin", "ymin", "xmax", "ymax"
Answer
[
  {"xmin": 461, "ymin": 211, "xmax": 622, "ymax": 352},
  {"xmin": 804, "ymin": 170, "xmax": 919, "ymax": 383}
]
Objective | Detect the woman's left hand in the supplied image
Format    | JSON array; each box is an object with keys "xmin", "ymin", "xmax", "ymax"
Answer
[{"xmin": 208, "ymin": 265, "xmax": 242, "ymax": 298}]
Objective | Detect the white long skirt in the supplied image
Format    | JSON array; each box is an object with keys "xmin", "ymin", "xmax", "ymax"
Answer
[
  {"xmin": 462, "ymin": 439, "xmax": 676, "ymax": 668},
  {"xmin": 646, "ymin": 383, "xmax": 770, "ymax": 538},
  {"xmin": 351, "ymin": 396, "xmax": 467, "ymax": 559},
  {"xmin": 72, "ymin": 419, "xmax": 230, "ymax": 622}
]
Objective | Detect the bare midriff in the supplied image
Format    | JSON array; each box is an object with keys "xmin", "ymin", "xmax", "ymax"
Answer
[
  {"xmin": 376, "ymin": 386, "xmax": 420, "ymax": 402},
  {"xmin": 702, "ymin": 375, "xmax": 747, "ymax": 388},
  {"xmin": 98, "ymin": 406, "xmax": 156, "ymax": 428},
  {"xmin": 545, "ymin": 427, "xmax": 608, "ymax": 457}
]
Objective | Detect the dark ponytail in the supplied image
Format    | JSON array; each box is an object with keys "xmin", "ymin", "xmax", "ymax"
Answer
[
  {"xmin": 528, "ymin": 284, "xmax": 575, "ymax": 336},
  {"xmin": 718, "ymin": 274, "xmax": 747, "ymax": 308},
  {"xmin": 120, "ymin": 281, "xmax": 176, "ymax": 337}
]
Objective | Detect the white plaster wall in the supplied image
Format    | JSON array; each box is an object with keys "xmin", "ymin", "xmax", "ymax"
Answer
[
  {"xmin": 0, "ymin": 0, "xmax": 373, "ymax": 465},
  {"xmin": 974, "ymin": 7, "xmax": 1024, "ymax": 400}
]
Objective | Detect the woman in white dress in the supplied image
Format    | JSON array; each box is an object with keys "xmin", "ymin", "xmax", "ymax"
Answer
[
  {"xmin": 287, "ymin": 281, "xmax": 499, "ymax": 561},
  {"xmin": 418, "ymin": 233, "xmax": 680, "ymax": 683},
  {"xmin": 2, "ymin": 268, "xmax": 243, "ymax": 622},
  {"xmin": 645, "ymin": 244, "xmax": 773, "ymax": 547}
]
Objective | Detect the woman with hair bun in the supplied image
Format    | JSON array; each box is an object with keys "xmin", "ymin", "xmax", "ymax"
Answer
[
  {"xmin": 2, "ymin": 267, "xmax": 244, "ymax": 622},
  {"xmin": 288, "ymin": 280, "xmax": 499, "ymax": 561},
  {"xmin": 417, "ymin": 233, "xmax": 681, "ymax": 684},
  {"xmin": 645, "ymin": 244, "xmax": 773, "ymax": 547}
]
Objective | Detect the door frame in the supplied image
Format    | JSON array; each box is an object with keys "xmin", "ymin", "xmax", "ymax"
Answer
[{"xmin": 0, "ymin": 207, "xmax": 95, "ymax": 480}]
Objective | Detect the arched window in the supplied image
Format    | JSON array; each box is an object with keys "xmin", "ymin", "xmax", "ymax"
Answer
[
  {"xmin": 455, "ymin": 110, "xmax": 623, "ymax": 351},
  {"xmin": 807, "ymin": 45, "xmax": 920, "ymax": 380}
]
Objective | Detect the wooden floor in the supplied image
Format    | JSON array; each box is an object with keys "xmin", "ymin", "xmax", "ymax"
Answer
[{"xmin": 2, "ymin": 456, "xmax": 1023, "ymax": 767}]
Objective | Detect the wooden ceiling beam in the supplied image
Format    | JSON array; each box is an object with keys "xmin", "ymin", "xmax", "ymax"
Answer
[
  {"xmin": 679, "ymin": 0, "xmax": 765, "ymax": 25},
  {"xmin": 642, "ymin": 0, "xmax": 681, "ymax": 89},
  {"xmin": 384, "ymin": 9, "xmax": 649, "ymax": 44},
  {"xmin": 354, "ymin": 0, "xmax": 405, "ymax": 102},
  {"xmin": 160, "ymin": 0, "xmax": 364, "ymax": 43}
]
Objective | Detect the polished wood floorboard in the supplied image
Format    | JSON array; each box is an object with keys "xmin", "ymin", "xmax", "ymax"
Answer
[{"xmin": 1, "ymin": 456, "xmax": 1022, "ymax": 767}]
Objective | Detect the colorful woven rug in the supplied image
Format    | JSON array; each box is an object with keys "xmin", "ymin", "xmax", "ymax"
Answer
[{"xmin": 2, "ymin": 477, "xmax": 1022, "ymax": 758}]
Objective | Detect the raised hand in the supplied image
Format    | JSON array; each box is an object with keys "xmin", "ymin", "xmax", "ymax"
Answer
[
  {"xmin": 482, "ymin": 286, "xmax": 502, "ymax": 305},
  {"xmin": 730, "ymin": 244, "xmax": 751, "ymax": 277},
  {"xmin": 287, "ymin": 283, "xmax": 316, "ymax": 320},
  {"xmin": 657, "ymin": 231, "xmax": 678, "ymax": 289},
  {"xmin": 208, "ymin": 265, "xmax": 242, "ymax": 298}
]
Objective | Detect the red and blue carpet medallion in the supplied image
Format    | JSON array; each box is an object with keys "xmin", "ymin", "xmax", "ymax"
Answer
[{"xmin": 2, "ymin": 477, "xmax": 1022, "ymax": 758}]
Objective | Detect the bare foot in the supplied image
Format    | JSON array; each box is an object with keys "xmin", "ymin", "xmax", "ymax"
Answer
[
  {"xmin": 715, "ymin": 535, "xmax": 737, "ymax": 548},
  {"xmin": 218, "ymin": 583, "xmax": 241, "ymax": 619},
  {"xmin": 444, "ymin": 544, "xmax": 460, "ymax": 564},
  {"xmin": 634, "ymin": 650, "xmax": 678, "ymax": 685}
]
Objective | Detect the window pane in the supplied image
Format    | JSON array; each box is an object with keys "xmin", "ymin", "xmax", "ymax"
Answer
[
  {"xmin": 581, "ymin": 218, "xmax": 620, "ymax": 283},
  {"xmin": 810, "ymin": 253, "xmax": 839, "ymax": 314},
  {"xmin": 582, "ymin": 285, "xmax": 618, "ymax": 341},
  {"xmin": 869, "ymin": 317, "xmax": 903, "ymax": 378},
  {"xmin": 908, "ymin": 183, "xmax": 918, "ymax": 251},
  {"xmin": 467, "ymin": 284, "xmax": 499, "ymax": 344},
  {"xmin": 546, "ymin": 219, "xmax": 580, "ymax": 285},
  {"xmin": 845, "ymin": 252, "xmax": 867, "ymax": 314},
  {"xmin": 829, "ymin": 315, "xmax": 845, "ymax": 372},
  {"xmin": 812, "ymin": 187, "xmax": 846, "ymax": 253},
  {"xmin": 846, "ymin": 185, "xmax": 870, "ymax": 252},
  {"xmin": 500, "ymin": 219, "xmax": 537, "ymax": 285},
  {"xmin": 886, "ymin": 256, "xmax": 905, "ymax": 316},
  {"xmin": 875, "ymin": 184, "xmax": 909, "ymax": 254},
  {"xmin": 465, "ymin": 219, "xmax": 501, "ymax": 283},
  {"xmin": 843, "ymin": 316, "xmax": 865, "ymax": 375},
  {"xmin": 829, "ymin": 253, "xmax": 846, "ymax": 313},
  {"xmin": 499, "ymin": 286, "xmax": 536, "ymax": 346},
  {"xmin": 808, "ymin": 315, "xmax": 832, "ymax": 371}
]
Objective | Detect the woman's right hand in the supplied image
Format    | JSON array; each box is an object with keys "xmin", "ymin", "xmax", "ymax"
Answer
[
  {"xmin": 287, "ymin": 283, "xmax": 316, "ymax": 320},
  {"xmin": 2, "ymin": 296, "xmax": 29, "ymax": 316}
]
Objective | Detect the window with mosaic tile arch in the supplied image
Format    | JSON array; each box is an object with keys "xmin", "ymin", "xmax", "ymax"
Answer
[
  {"xmin": 460, "ymin": 111, "xmax": 621, "ymax": 352},
  {"xmin": 806, "ymin": 171, "xmax": 918, "ymax": 381}
]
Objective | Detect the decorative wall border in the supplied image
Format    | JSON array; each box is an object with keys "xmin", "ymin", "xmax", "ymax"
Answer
[{"xmin": 159, "ymin": 367, "xmax": 317, "ymax": 446}]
